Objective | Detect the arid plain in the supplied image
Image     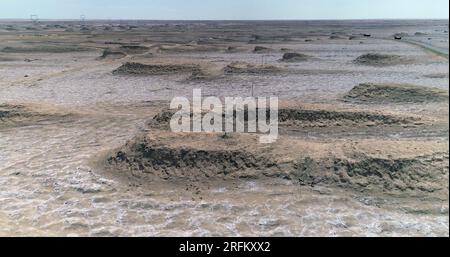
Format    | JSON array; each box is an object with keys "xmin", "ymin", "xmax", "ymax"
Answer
[{"xmin": 0, "ymin": 20, "xmax": 448, "ymax": 236}]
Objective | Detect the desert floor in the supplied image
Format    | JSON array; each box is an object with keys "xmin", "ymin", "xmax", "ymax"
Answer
[{"xmin": 0, "ymin": 20, "xmax": 448, "ymax": 236}]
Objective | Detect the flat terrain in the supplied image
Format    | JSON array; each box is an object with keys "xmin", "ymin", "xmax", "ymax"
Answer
[{"xmin": 0, "ymin": 20, "xmax": 448, "ymax": 236}]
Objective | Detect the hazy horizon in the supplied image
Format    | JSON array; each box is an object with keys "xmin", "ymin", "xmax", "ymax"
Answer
[
  {"xmin": 0, "ymin": 0, "xmax": 448, "ymax": 20},
  {"xmin": 1, "ymin": 18, "xmax": 449, "ymax": 21}
]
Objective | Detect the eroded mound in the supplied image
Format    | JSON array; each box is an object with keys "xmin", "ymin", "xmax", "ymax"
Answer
[
  {"xmin": 0, "ymin": 104, "xmax": 73, "ymax": 128},
  {"xmin": 224, "ymin": 62, "xmax": 282, "ymax": 74},
  {"xmin": 118, "ymin": 45, "xmax": 150, "ymax": 54},
  {"xmin": 0, "ymin": 104, "xmax": 23, "ymax": 119},
  {"xmin": 1, "ymin": 45, "xmax": 91, "ymax": 53},
  {"xmin": 345, "ymin": 83, "xmax": 449, "ymax": 103},
  {"xmin": 107, "ymin": 133, "xmax": 274, "ymax": 181},
  {"xmin": 280, "ymin": 53, "xmax": 310, "ymax": 62},
  {"xmin": 424, "ymin": 73, "xmax": 449, "ymax": 79},
  {"xmin": 98, "ymin": 49, "xmax": 126, "ymax": 60},
  {"xmin": 329, "ymin": 35, "xmax": 346, "ymax": 40},
  {"xmin": 106, "ymin": 132, "xmax": 449, "ymax": 194},
  {"xmin": 278, "ymin": 108, "xmax": 415, "ymax": 127},
  {"xmin": 226, "ymin": 46, "xmax": 246, "ymax": 53},
  {"xmin": 348, "ymin": 35, "xmax": 363, "ymax": 40},
  {"xmin": 0, "ymin": 57, "xmax": 17, "ymax": 62},
  {"xmin": 158, "ymin": 44, "xmax": 222, "ymax": 53},
  {"xmin": 113, "ymin": 62, "xmax": 201, "ymax": 75},
  {"xmin": 148, "ymin": 107, "xmax": 418, "ymax": 130},
  {"xmin": 187, "ymin": 68, "xmax": 223, "ymax": 81},
  {"xmin": 354, "ymin": 53, "xmax": 413, "ymax": 66},
  {"xmin": 253, "ymin": 46, "xmax": 271, "ymax": 53}
]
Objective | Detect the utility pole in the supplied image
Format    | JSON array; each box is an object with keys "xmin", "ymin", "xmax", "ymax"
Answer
[
  {"xmin": 80, "ymin": 15, "xmax": 86, "ymax": 26},
  {"xmin": 30, "ymin": 14, "xmax": 39, "ymax": 24}
]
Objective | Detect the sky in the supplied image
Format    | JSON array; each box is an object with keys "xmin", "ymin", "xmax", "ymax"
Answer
[{"xmin": 0, "ymin": 0, "xmax": 448, "ymax": 20}]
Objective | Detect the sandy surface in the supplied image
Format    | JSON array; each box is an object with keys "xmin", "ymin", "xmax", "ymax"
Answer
[{"xmin": 0, "ymin": 20, "xmax": 448, "ymax": 236}]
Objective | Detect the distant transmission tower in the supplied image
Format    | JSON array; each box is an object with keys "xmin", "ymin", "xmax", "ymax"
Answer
[
  {"xmin": 30, "ymin": 14, "xmax": 39, "ymax": 24},
  {"xmin": 80, "ymin": 15, "xmax": 86, "ymax": 25}
]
